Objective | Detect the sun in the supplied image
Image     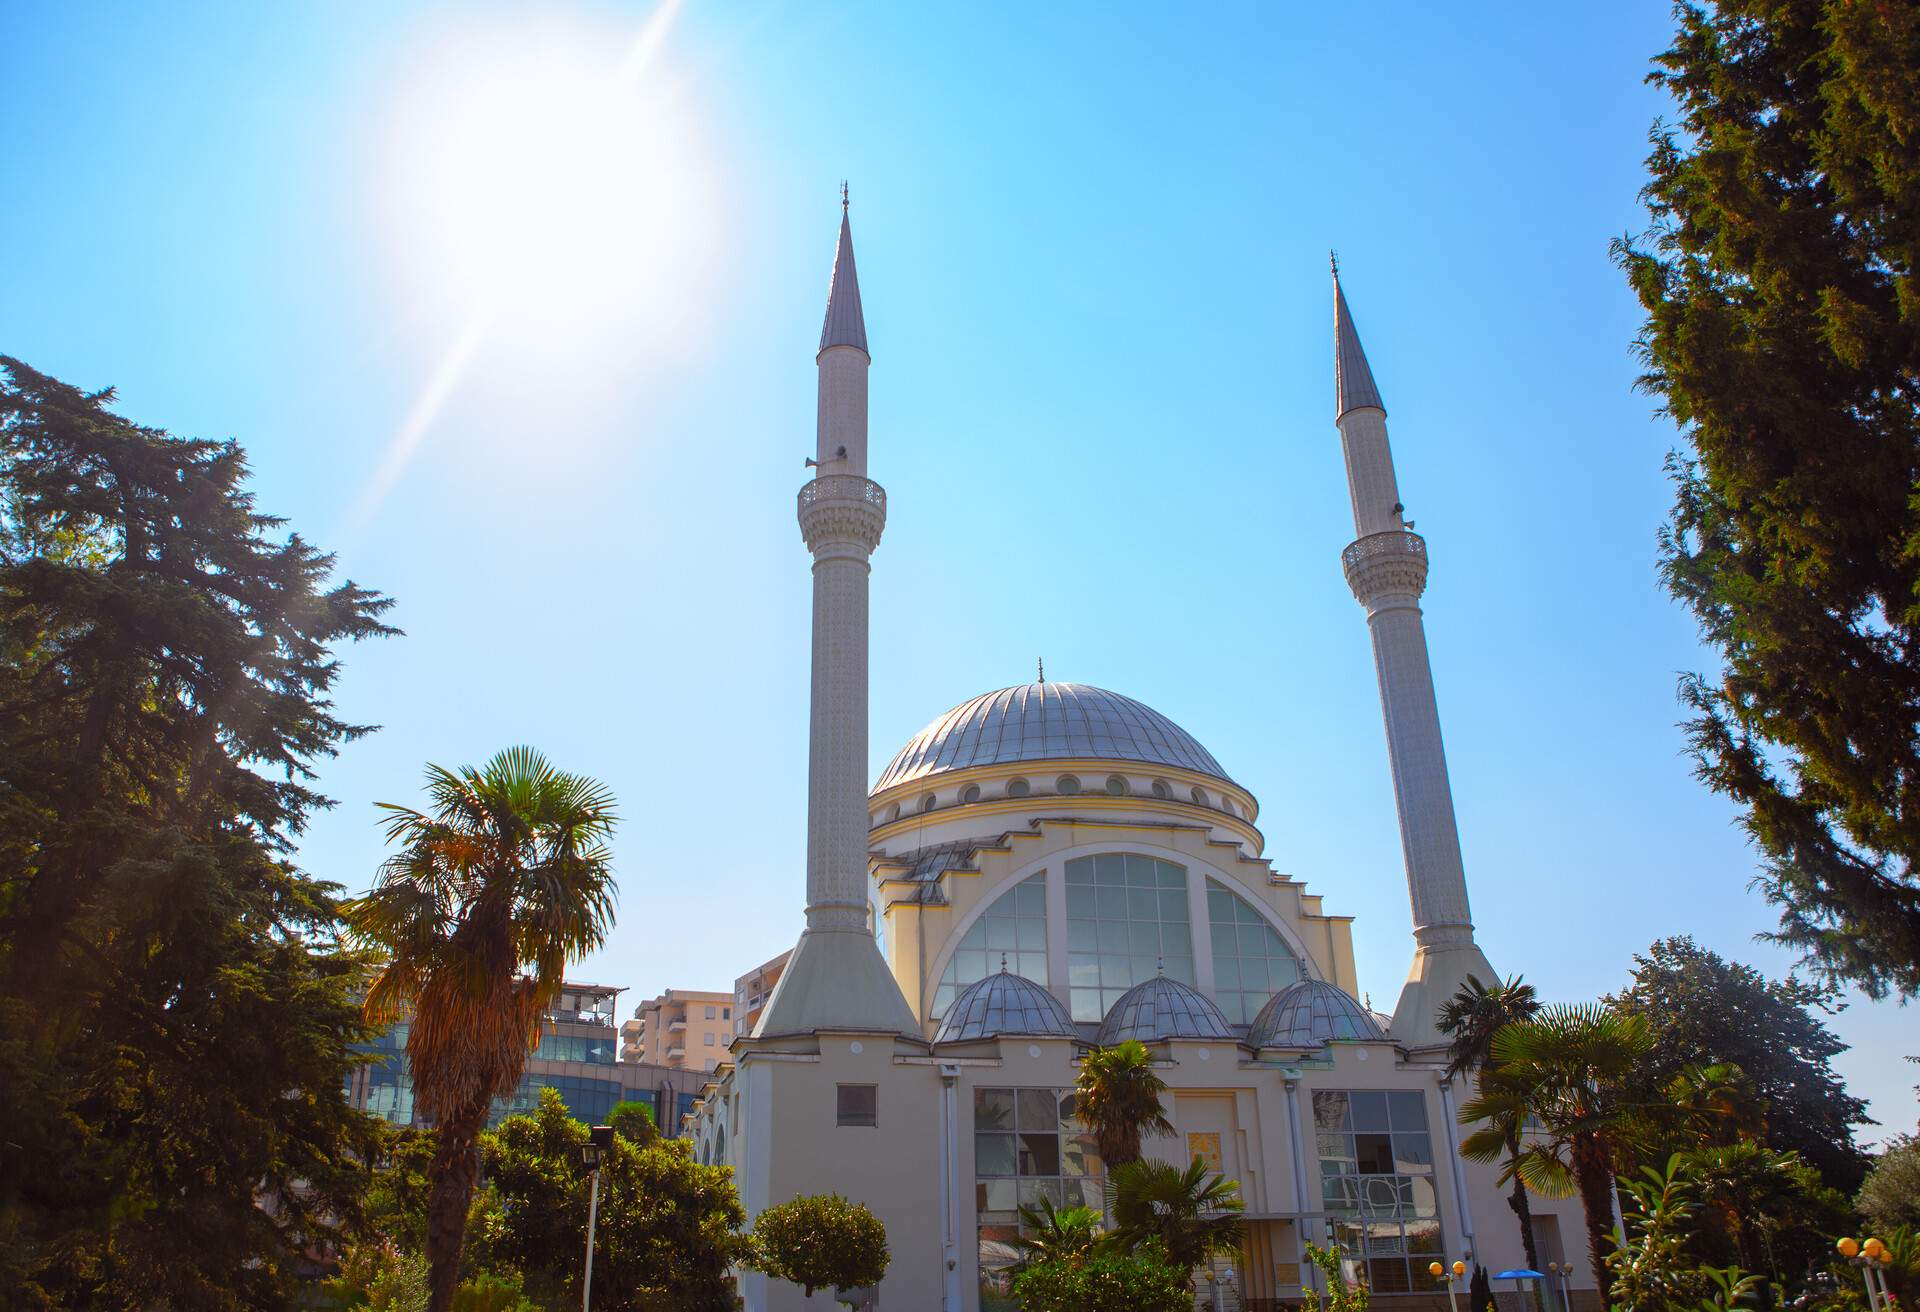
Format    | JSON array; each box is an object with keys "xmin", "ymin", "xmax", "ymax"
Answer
[{"xmin": 384, "ymin": 6, "xmax": 713, "ymax": 352}]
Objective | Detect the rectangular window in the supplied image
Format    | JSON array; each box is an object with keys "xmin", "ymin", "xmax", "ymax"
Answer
[
  {"xmin": 705, "ymin": 1005, "xmax": 717, "ymax": 1019},
  {"xmin": 1064, "ymin": 854, "xmax": 1193, "ymax": 1021},
  {"xmin": 1313, "ymin": 1090, "xmax": 1438, "ymax": 1292},
  {"xmin": 704, "ymin": 1032, "xmax": 716, "ymax": 1047},
  {"xmin": 722, "ymin": 1007, "xmax": 731, "ymax": 1020},
  {"xmin": 836, "ymin": 1084, "xmax": 877, "ymax": 1127},
  {"xmin": 975, "ymin": 1088, "xmax": 1103, "ymax": 1309}
]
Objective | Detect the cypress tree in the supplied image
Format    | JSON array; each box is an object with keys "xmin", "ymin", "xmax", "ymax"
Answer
[
  {"xmin": 0, "ymin": 358, "xmax": 397, "ymax": 1306},
  {"xmin": 1616, "ymin": 0, "xmax": 1920, "ymax": 997}
]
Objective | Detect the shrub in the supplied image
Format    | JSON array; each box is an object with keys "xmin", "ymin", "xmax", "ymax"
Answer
[
  {"xmin": 749, "ymin": 1193, "xmax": 889, "ymax": 1297},
  {"xmin": 1011, "ymin": 1243, "xmax": 1189, "ymax": 1312}
]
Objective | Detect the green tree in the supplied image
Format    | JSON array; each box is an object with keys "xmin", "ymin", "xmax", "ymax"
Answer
[
  {"xmin": 342, "ymin": 748, "xmax": 619, "ymax": 1312},
  {"xmin": 1437, "ymin": 974, "xmax": 1543, "ymax": 1269},
  {"xmin": 0, "ymin": 359, "xmax": 395, "ymax": 1306},
  {"xmin": 477, "ymin": 1088, "xmax": 748, "ymax": 1311},
  {"xmin": 1858, "ymin": 1136, "xmax": 1920, "ymax": 1231},
  {"xmin": 609, "ymin": 1098, "xmax": 657, "ymax": 1145},
  {"xmin": 1607, "ymin": 1156, "xmax": 1763, "ymax": 1312},
  {"xmin": 1683, "ymin": 1141, "xmax": 1849, "ymax": 1286},
  {"xmin": 1010, "ymin": 1241, "xmax": 1190, "ymax": 1312},
  {"xmin": 1108, "ymin": 1157, "xmax": 1244, "ymax": 1287},
  {"xmin": 1463, "ymin": 1004, "xmax": 1655, "ymax": 1301},
  {"xmin": 1606, "ymin": 937, "xmax": 1869, "ymax": 1187},
  {"xmin": 1298, "ymin": 1241, "xmax": 1371, "ymax": 1312},
  {"xmin": 749, "ymin": 1193, "xmax": 889, "ymax": 1299},
  {"xmin": 1074, "ymin": 1040, "xmax": 1175, "ymax": 1169},
  {"xmin": 1615, "ymin": 0, "xmax": 1920, "ymax": 1000}
]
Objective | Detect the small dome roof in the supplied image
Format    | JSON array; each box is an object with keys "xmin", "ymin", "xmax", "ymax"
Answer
[
  {"xmin": 875, "ymin": 682, "xmax": 1232, "ymax": 793},
  {"xmin": 1247, "ymin": 979, "xmax": 1386, "ymax": 1049},
  {"xmin": 1094, "ymin": 975, "xmax": 1235, "ymax": 1045},
  {"xmin": 934, "ymin": 970, "xmax": 1077, "ymax": 1044}
]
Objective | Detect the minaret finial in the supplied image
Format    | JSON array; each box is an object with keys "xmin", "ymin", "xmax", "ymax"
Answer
[
  {"xmin": 1330, "ymin": 249, "xmax": 1340, "ymax": 277},
  {"xmin": 1037, "ymin": 656, "xmax": 1045, "ymax": 683},
  {"xmin": 841, "ymin": 180, "xmax": 849, "ymax": 213}
]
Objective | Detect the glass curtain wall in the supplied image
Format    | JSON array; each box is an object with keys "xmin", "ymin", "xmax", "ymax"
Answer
[
  {"xmin": 933, "ymin": 874, "xmax": 1047, "ymax": 1018},
  {"xmin": 1064, "ymin": 854, "xmax": 1194, "ymax": 1022},
  {"xmin": 974, "ymin": 1087, "xmax": 1101, "ymax": 1312},
  {"xmin": 1313, "ymin": 1090, "xmax": 1441, "ymax": 1292},
  {"xmin": 1207, "ymin": 878, "xmax": 1303, "ymax": 1023}
]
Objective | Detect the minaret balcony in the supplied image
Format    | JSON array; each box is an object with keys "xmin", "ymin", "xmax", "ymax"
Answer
[
  {"xmin": 797, "ymin": 475, "xmax": 887, "ymax": 553},
  {"xmin": 1342, "ymin": 529, "xmax": 1429, "ymax": 604}
]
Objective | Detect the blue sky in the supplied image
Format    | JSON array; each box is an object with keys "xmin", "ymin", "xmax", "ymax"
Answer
[{"xmin": 4, "ymin": 2, "xmax": 1912, "ymax": 1138}]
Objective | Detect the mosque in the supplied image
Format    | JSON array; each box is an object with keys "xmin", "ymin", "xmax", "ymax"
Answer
[{"xmin": 686, "ymin": 202, "xmax": 1593, "ymax": 1312}]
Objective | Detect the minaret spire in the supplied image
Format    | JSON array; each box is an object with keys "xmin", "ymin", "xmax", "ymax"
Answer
[
  {"xmin": 1330, "ymin": 264, "xmax": 1492, "ymax": 1050},
  {"xmin": 755, "ymin": 194, "xmax": 917, "ymax": 1040}
]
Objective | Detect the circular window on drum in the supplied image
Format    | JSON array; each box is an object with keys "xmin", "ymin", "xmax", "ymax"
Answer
[
  {"xmin": 1207, "ymin": 878, "xmax": 1302, "ymax": 1024},
  {"xmin": 932, "ymin": 874, "xmax": 1048, "ymax": 1019}
]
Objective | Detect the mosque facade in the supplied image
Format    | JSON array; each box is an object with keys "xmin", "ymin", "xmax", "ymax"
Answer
[{"xmin": 687, "ymin": 204, "xmax": 1593, "ymax": 1312}]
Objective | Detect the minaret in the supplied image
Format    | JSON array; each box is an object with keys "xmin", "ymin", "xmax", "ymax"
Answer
[
  {"xmin": 754, "ymin": 191, "xmax": 919, "ymax": 1039},
  {"xmin": 1331, "ymin": 263, "xmax": 1494, "ymax": 1050}
]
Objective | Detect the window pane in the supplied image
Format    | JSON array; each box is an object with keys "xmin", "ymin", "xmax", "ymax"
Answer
[
  {"xmin": 1355, "ymin": 1133, "xmax": 1394, "ymax": 1174},
  {"xmin": 1388, "ymin": 1091, "xmax": 1428, "ymax": 1130},
  {"xmin": 1017, "ymin": 1133, "xmax": 1061, "ymax": 1176},
  {"xmin": 975, "ymin": 1133, "xmax": 1016, "ymax": 1176},
  {"xmin": 1016, "ymin": 1090, "xmax": 1056, "ymax": 1129},
  {"xmin": 1313, "ymin": 1091, "xmax": 1350, "ymax": 1131},
  {"xmin": 975, "ymin": 1089, "xmax": 1014, "ymax": 1132},
  {"xmin": 1393, "ymin": 1133, "xmax": 1433, "ymax": 1169},
  {"xmin": 1349, "ymin": 1092, "xmax": 1390, "ymax": 1131}
]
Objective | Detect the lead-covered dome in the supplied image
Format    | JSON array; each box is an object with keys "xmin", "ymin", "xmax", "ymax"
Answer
[
  {"xmin": 1094, "ymin": 975, "xmax": 1235, "ymax": 1045},
  {"xmin": 876, "ymin": 682, "xmax": 1230, "ymax": 792},
  {"xmin": 1247, "ymin": 979, "xmax": 1385, "ymax": 1050},
  {"xmin": 934, "ymin": 969, "xmax": 1078, "ymax": 1044}
]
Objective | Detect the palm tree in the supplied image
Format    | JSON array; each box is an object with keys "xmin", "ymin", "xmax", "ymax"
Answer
[
  {"xmin": 1074, "ymin": 1040, "xmax": 1175, "ymax": 1169},
  {"xmin": 1437, "ymin": 975, "xmax": 1542, "ymax": 1269},
  {"xmin": 1009, "ymin": 1197, "xmax": 1103, "ymax": 1272},
  {"xmin": 343, "ymin": 747, "xmax": 618, "ymax": 1312},
  {"xmin": 1664, "ymin": 1062, "xmax": 1767, "ymax": 1149},
  {"xmin": 1109, "ymin": 1156, "xmax": 1244, "ymax": 1287},
  {"xmin": 1464, "ymin": 1004, "xmax": 1653, "ymax": 1307}
]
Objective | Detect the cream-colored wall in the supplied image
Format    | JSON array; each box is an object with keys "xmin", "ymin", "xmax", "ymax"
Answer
[
  {"xmin": 734, "ymin": 1037, "xmax": 947, "ymax": 1312},
  {"xmin": 634, "ymin": 989, "xmax": 736, "ymax": 1071}
]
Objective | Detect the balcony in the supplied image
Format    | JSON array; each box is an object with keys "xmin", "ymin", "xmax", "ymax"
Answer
[{"xmin": 667, "ymin": 1017, "xmax": 687, "ymax": 1032}]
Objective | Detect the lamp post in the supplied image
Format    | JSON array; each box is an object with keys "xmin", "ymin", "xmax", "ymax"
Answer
[
  {"xmin": 1431, "ymin": 1259, "xmax": 1467, "ymax": 1312},
  {"xmin": 1546, "ymin": 1262, "xmax": 1574, "ymax": 1312},
  {"xmin": 1837, "ymin": 1236, "xmax": 1891, "ymax": 1312},
  {"xmin": 580, "ymin": 1124, "xmax": 615, "ymax": 1312}
]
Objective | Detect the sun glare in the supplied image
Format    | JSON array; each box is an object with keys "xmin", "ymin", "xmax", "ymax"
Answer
[{"xmin": 386, "ymin": 4, "xmax": 711, "ymax": 351}]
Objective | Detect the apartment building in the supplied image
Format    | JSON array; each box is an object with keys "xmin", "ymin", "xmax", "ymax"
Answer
[
  {"xmin": 731, "ymin": 948, "xmax": 792, "ymax": 1037},
  {"xmin": 621, "ymin": 988, "xmax": 734, "ymax": 1071}
]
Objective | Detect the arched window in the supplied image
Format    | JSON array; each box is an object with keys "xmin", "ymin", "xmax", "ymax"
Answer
[
  {"xmin": 1191, "ymin": 787, "xmax": 1209, "ymax": 807},
  {"xmin": 1065, "ymin": 854, "xmax": 1194, "ymax": 1022},
  {"xmin": 1151, "ymin": 779, "xmax": 1172, "ymax": 799},
  {"xmin": 1105, "ymin": 775, "xmax": 1128, "ymax": 796},
  {"xmin": 1056, "ymin": 775, "xmax": 1081, "ymax": 795},
  {"xmin": 887, "ymin": 803, "xmax": 901, "ymax": 823},
  {"xmin": 921, "ymin": 792, "xmax": 937, "ymax": 813},
  {"xmin": 932, "ymin": 874, "xmax": 1048, "ymax": 1019},
  {"xmin": 960, "ymin": 783, "xmax": 981, "ymax": 804},
  {"xmin": 1006, "ymin": 778, "xmax": 1031, "ymax": 798},
  {"xmin": 1207, "ymin": 878, "xmax": 1302, "ymax": 1024}
]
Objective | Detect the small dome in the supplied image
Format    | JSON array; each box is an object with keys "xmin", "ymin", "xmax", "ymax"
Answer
[
  {"xmin": 876, "ymin": 682, "xmax": 1232, "ymax": 793},
  {"xmin": 1094, "ymin": 975, "xmax": 1235, "ymax": 1045},
  {"xmin": 1248, "ymin": 979, "xmax": 1386, "ymax": 1049},
  {"xmin": 935, "ymin": 970, "xmax": 1077, "ymax": 1044}
]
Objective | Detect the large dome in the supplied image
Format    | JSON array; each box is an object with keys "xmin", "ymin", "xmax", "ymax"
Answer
[{"xmin": 875, "ymin": 681, "xmax": 1230, "ymax": 792}]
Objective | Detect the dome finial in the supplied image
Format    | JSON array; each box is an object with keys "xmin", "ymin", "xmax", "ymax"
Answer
[
  {"xmin": 1000, "ymin": 952, "xmax": 1009, "ymax": 973},
  {"xmin": 1037, "ymin": 656, "xmax": 1045, "ymax": 683}
]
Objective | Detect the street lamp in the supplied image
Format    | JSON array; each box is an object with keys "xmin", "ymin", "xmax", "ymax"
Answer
[
  {"xmin": 1430, "ymin": 1259, "xmax": 1467, "ymax": 1312},
  {"xmin": 1546, "ymin": 1262, "xmax": 1574, "ymax": 1312},
  {"xmin": 1837, "ymin": 1236, "xmax": 1892, "ymax": 1312},
  {"xmin": 580, "ymin": 1125, "xmax": 615, "ymax": 1312}
]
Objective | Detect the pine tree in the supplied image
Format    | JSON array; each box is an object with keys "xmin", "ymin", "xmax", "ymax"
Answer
[
  {"xmin": 0, "ymin": 358, "xmax": 396, "ymax": 1306},
  {"xmin": 1616, "ymin": 0, "xmax": 1920, "ymax": 997}
]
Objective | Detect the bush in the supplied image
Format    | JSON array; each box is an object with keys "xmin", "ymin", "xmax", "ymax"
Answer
[
  {"xmin": 749, "ymin": 1193, "xmax": 889, "ymax": 1298},
  {"xmin": 1010, "ymin": 1243, "xmax": 1189, "ymax": 1312},
  {"xmin": 1858, "ymin": 1137, "xmax": 1920, "ymax": 1231},
  {"xmin": 609, "ymin": 1099, "xmax": 658, "ymax": 1145}
]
